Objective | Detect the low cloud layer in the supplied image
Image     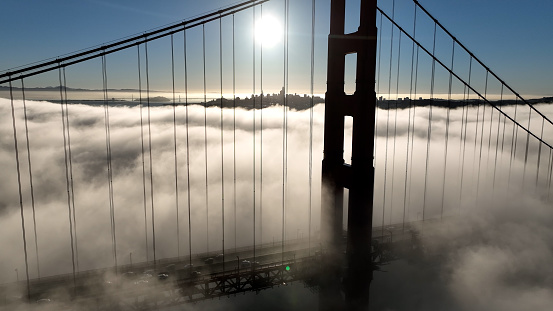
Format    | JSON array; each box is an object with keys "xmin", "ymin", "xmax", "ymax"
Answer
[{"xmin": 1, "ymin": 98, "xmax": 552, "ymax": 310}]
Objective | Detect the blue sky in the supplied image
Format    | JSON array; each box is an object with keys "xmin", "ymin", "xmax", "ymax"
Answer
[{"xmin": 1, "ymin": 0, "xmax": 552, "ymax": 97}]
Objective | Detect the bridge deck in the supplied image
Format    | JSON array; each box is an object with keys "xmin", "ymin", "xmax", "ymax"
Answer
[{"xmin": 0, "ymin": 221, "xmax": 431, "ymax": 309}]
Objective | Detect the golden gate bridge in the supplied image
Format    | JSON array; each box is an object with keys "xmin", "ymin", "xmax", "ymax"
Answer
[{"xmin": 1, "ymin": 0, "xmax": 552, "ymax": 309}]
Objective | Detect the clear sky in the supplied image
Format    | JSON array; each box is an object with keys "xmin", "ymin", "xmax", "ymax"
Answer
[{"xmin": 1, "ymin": 0, "xmax": 553, "ymax": 97}]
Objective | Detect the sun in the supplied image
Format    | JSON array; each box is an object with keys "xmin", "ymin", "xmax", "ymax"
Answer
[{"xmin": 255, "ymin": 15, "xmax": 282, "ymax": 48}]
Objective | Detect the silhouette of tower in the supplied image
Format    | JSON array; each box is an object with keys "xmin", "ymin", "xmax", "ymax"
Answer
[{"xmin": 320, "ymin": 0, "xmax": 377, "ymax": 309}]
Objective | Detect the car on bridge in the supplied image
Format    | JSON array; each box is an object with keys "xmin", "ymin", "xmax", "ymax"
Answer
[
  {"xmin": 157, "ymin": 272, "xmax": 169, "ymax": 280},
  {"xmin": 240, "ymin": 260, "xmax": 251, "ymax": 268}
]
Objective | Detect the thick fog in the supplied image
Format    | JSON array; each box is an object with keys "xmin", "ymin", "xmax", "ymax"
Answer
[
  {"xmin": 0, "ymin": 98, "xmax": 325, "ymax": 281},
  {"xmin": 1, "ymin": 98, "xmax": 552, "ymax": 310}
]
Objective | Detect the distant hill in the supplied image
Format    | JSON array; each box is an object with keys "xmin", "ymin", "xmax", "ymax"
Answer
[
  {"xmin": 376, "ymin": 97, "xmax": 553, "ymax": 109},
  {"xmin": 2, "ymin": 86, "xmax": 552, "ymax": 110},
  {"xmin": 0, "ymin": 85, "xmax": 133, "ymax": 92}
]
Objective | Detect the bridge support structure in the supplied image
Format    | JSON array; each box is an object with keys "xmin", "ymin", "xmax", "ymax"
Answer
[{"xmin": 321, "ymin": 0, "xmax": 377, "ymax": 309}]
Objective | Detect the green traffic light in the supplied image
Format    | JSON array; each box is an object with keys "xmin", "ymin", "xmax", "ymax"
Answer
[{"xmin": 285, "ymin": 266, "xmax": 290, "ymax": 271}]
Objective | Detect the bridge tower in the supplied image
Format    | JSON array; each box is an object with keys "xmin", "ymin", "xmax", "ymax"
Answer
[{"xmin": 321, "ymin": 0, "xmax": 377, "ymax": 309}]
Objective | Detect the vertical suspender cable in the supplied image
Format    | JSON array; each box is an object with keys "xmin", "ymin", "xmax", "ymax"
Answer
[
  {"xmin": 440, "ymin": 41, "xmax": 455, "ymax": 219},
  {"xmin": 9, "ymin": 79, "xmax": 31, "ymax": 300},
  {"xmin": 375, "ymin": 11, "xmax": 383, "ymax": 218},
  {"xmin": 391, "ymin": 30, "xmax": 401, "ymax": 226},
  {"xmin": 102, "ymin": 55, "xmax": 118, "ymax": 271},
  {"xmin": 137, "ymin": 45, "xmax": 149, "ymax": 262},
  {"xmin": 547, "ymin": 149, "xmax": 553, "ymax": 202},
  {"xmin": 486, "ymin": 80, "xmax": 496, "ymax": 201},
  {"xmin": 374, "ymin": 11, "xmax": 382, "ymax": 232},
  {"xmin": 422, "ymin": 23, "xmax": 437, "ymax": 221},
  {"xmin": 58, "ymin": 67, "xmax": 77, "ymax": 288},
  {"xmin": 376, "ymin": 10, "xmax": 383, "ymax": 99},
  {"xmin": 492, "ymin": 85, "xmax": 504, "ymax": 196},
  {"xmin": 282, "ymin": 0, "xmax": 289, "ymax": 263},
  {"xmin": 253, "ymin": 4, "xmax": 257, "ymax": 265},
  {"xmin": 500, "ymin": 102, "xmax": 507, "ymax": 183},
  {"xmin": 471, "ymin": 70, "xmax": 481, "ymax": 199},
  {"xmin": 308, "ymin": 0, "xmax": 315, "ymax": 254},
  {"xmin": 218, "ymin": 12, "xmax": 226, "ymax": 264},
  {"xmin": 473, "ymin": 97, "xmax": 483, "ymax": 199},
  {"xmin": 374, "ymin": 12, "xmax": 383, "ymax": 173},
  {"xmin": 486, "ymin": 90, "xmax": 495, "ymax": 172},
  {"xmin": 522, "ymin": 109, "xmax": 532, "ymax": 189},
  {"xmin": 145, "ymin": 40, "xmax": 156, "ymax": 264},
  {"xmin": 20, "ymin": 79, "xmax": 41, "ymax": 278},
  {"xmin": 475, "ymin": 71, "xmax": 489, "ymax": 202},
  {"xmin": 260, "ymin": 3, "xmax": 264, "ymax": 251},
  {"xmin": 170, "ymin": 34, "xmax": 180, "ymax": 257},
  {"xmin": 402, "ymin": 3, "xmax": 417, "ymax": 232},
  {"xmin": 285, "ymin": 0, "xmax": 289, "ymax": 251},
  {"xmin": 232, "ymin": 15, "xmax": 237, "ymax": 252},
  {"xmin": 457, "ymin": 82, "xmax": 467, "ymax": 208},
  {"xmin": 407, "ymin": 46, "xmax": 420, "ymax": 219},
  {"xmin": 508, "ymin": 98, "xmax": 519, "ymax": 188},
  {"xmin": 406, "ymin": 5, "xmax": 419, "ymax": 223},
  {"xmin": 62, "ymin": 69, "xmax": 79, "ymax": 272},
  {"xmin": 535, "ymin": 117, "xmax": 545, "ymax": 191},
  {"xmin": 382, "ymin": 0, "xmax": 395, "ymax": 235},
  {"xmin": 459, "ymin": 57, "xmax": 472, "ymax": 210},
  {"xmin": 184, "ymin": 28, "xmax": 193, "ymax": 265},
  {"xmin": 202, "ymin": 24, "xmax": 210, "ymax": 253}
]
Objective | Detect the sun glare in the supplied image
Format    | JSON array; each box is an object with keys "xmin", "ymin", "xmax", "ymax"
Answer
[{"xmin": 255, "ymin": 15, "xmax": 282, "ymax": 48}]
